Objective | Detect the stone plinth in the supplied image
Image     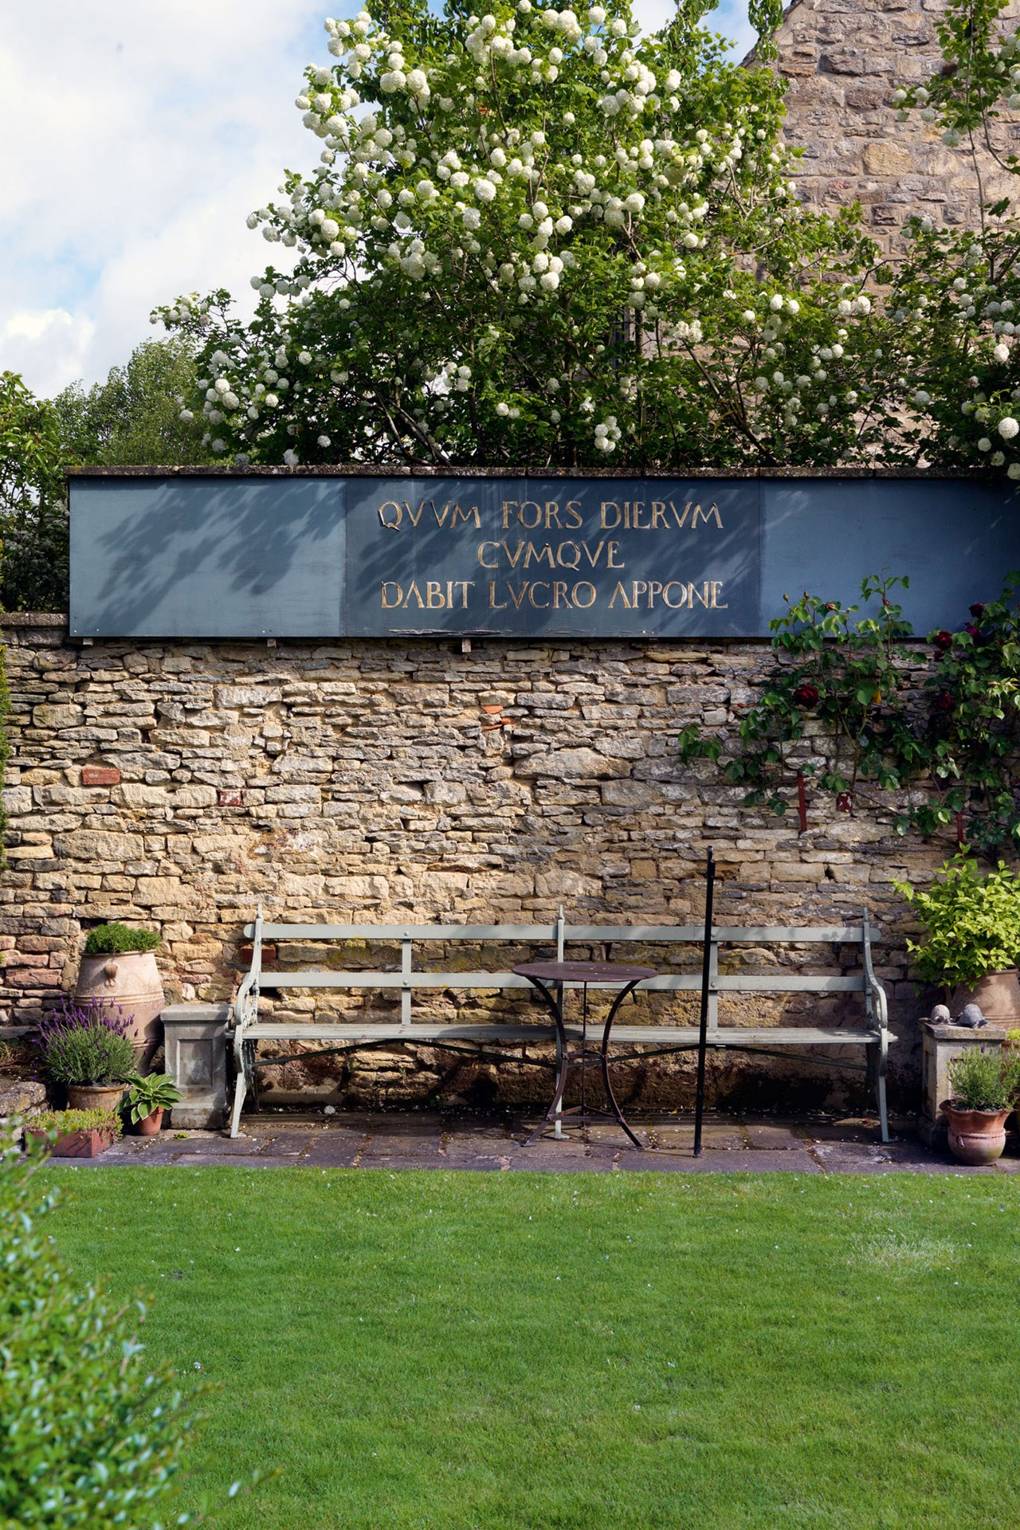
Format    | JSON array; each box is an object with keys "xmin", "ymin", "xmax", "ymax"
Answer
[
  {"xmin": 921, "ymin": 1021, "xmax": 1015, "ymax": 1145},
  {"xmin": 162, "ymin": 1004, "xmax": 229, "ymax": 1129}
]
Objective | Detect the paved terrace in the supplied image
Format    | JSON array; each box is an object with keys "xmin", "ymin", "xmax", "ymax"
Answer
[{"xmin": 50, "ymin": 1112, "xmax": 1020, "ymax": 1173}]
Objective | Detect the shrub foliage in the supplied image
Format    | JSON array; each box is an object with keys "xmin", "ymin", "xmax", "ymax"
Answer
[
  {"xmin": 896, "ymin": 856, "xmax": 1020, "ymax": 989},
  {"xmin": 0, "ymin": 1139, "xmax": 192, "ymax": 1528},
  {"xmin": 84, "ymin": 924, "xmax": 161, "ymax": 957}
]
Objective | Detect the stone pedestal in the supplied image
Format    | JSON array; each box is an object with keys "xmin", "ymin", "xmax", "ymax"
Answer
[
  {"xmin": 921, "ymin": 1021, "xmax": 1012, "ymax": 1146},
  {"xmin": 162, "ymin": 1004, "xmax": 229, "ymax": 1129}
]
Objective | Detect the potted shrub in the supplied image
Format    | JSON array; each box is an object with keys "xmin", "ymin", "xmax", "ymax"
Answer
[
  {"xmin": 941, "ymin": 1047, "xmax": 1020, "ymax": 1164},
  {"xmin": 27, "ymin": 1107, "xmax": 121, "ymax": 1158},
  {"xmin": 895, "ymin": 856, "xmax": 1020, "ymax": 1020},
  {"xmin": 36, "ymin": 1000, "xmax": 136, "ymax": 1112},
  {"xmin": 74, "ymin": 922, "xmax": 165, "ymax": 1066},
  {"xmin": 122, "ymin": 1072, "xmax": 181, "ymax": 1136}
]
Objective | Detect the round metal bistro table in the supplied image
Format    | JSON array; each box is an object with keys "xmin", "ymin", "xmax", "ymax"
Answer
[{"xmin": 513, "ymin": 959, "xmax": 656, "ymax": 1150}]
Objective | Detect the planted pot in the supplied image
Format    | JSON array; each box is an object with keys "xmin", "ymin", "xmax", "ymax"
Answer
[
  {"xmin": 75, "ymin": 950, "xmax": 165, "ymax": 1067},
  {"xmin": 948, "ymin": 969, "xmax": 1020, "ymax": 1024},
  {"xmin": 941, "ymin": 1099, "xmax": 1011, "ymax": 1165},
  {"xmin": 67, "ymin": 1082, "xmax": 126, "ymax": 1113},
  {"xmin": 28, "ymin": 1126, "xmax": 117, "ymax": 1159},
  {"xmin": 135, "ymin": 1107, "xmax": 164, "ymax": 1137}
]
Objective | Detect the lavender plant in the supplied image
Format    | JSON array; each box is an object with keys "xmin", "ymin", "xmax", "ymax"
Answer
[{"xmin": 34, "ymin": 999, "xmax": 135, "ymax": 1088}]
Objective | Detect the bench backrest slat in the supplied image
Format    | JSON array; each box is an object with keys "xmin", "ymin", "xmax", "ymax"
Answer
[
  {"xmin": 247, "ymin": 921, "xmax": 875, "ymax": 944},
  {"xmin": 248, "ymin": 922, "xmax": 562, "ymax": 940}
]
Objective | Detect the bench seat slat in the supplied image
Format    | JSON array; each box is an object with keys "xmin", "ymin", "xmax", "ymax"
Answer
[
  {"xmin": 567, "ymin": 925, "xmax": 871, "ymax": 943},
  {"xmin": 254, "ymin": 970, "xmax": 867, "ymax": 993},
  {"xmin": 246, "ymin": 1021, "xmax": 885, "ymax": 1046}
]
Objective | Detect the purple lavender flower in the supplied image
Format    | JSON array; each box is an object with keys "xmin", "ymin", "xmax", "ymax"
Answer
[{"xmin": 33, "ymin": 995, "xmax": 133, "ymax": 1056}]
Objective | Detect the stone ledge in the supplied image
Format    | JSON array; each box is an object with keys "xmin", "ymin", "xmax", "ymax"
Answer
[
  {"xmin": 64, "ymin": 465, "xmax": 1008, "ymax": 481},
  {"xmin": 0, "ymin": 612, "xmax": 66, "ymax": 628}
]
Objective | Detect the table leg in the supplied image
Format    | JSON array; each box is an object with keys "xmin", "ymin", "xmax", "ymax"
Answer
[
  {"xmin": 554, "ymin": 980, "xmax": 564, "ymax": 1139},
  {"xmin": 601, "ymin": 979, "xmax": 643, "ymax": 1150},
  {"xmin": 520, "ymin": 974, "xmax": 570, "ymax": 1144}
]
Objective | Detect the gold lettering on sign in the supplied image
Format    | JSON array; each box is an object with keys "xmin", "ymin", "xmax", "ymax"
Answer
[
  {"xmin": 599, "ymin": 500, "xmax": 723, "ymax": 530},
  {"xmin": 377, "ymin": 499, "xmax": 480, "ymax": 530},
  {"xmin": 477, "ymin": 539, "xmax": 623, "ymax": 571},
  {"xmin": 608, "ymin": 580, "xmax": 728, "ymax": 610},
  {"xmin": 488, "ymin": 580, "xmax": 599, "ymax": 610},
  {"xmin": 500, "ymin": 499, "xmax": 585, "ymax": 530},
  {"xmin": 380, "ymin": 580, "xmax": 474, "ymax": 610}
]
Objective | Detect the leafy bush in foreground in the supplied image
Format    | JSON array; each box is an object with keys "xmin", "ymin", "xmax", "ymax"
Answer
[{"xmin": 0, "ymin": 1136, "xmax": 192, "ymax": 1528}]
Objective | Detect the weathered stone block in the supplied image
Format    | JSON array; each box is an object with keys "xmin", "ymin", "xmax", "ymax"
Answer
[
  {"xmin": 82, "ymin": 765, "xmax": 121, "ymax": 787},
  {"xmin": 32, "ymin": 704, "xmax": 81, "ymax": 729}
]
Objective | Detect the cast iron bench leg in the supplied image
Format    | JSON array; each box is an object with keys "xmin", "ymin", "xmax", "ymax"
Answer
[{"xmin": 229, "ymin": 1035, "xmax": 251, "ymax": 1139}]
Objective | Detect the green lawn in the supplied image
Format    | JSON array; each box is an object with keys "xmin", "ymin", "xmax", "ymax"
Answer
[{"xmin": 47, "ymin": 1168, "xmax": 1019, "ymax": 1530}]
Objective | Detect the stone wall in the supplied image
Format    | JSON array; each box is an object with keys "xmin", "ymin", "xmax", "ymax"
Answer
[
  {"xmin": 1, "ymin": 614, "xmax": 946, "ymax": 1113},
  {"xmin": 776, "ymin": 0, "xmax": 1020, "ymax": 249}
]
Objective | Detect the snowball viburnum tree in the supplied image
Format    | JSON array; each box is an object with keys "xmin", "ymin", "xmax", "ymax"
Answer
[
  {"xmin": 155, "ymin": 0, "xmax": 904, "ymax": 469},
  {"xmin": 885, "ymin": 0, "xmax": 1020, "ymax": 479}
]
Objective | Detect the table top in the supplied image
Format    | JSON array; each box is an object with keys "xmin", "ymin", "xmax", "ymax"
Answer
[{"xmin": 513, "ymin": 960, "xmax": 656, "ymax": 984}]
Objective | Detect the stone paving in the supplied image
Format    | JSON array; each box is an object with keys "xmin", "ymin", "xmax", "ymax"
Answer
[{"xmin": 49, "ymin": 1110, "xmax": 1020, "ymax": 1174}]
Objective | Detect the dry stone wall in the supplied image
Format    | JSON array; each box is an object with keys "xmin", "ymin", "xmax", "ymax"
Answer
[
  {"xmin": 1, "ymin": 615, "xmax": 946, "ymax": 1113},
  {"xmin": 776, "ymin": 0, "xmax": 1020, "ymax": 250}
]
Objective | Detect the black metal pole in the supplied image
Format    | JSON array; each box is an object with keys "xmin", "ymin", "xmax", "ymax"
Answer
[{"xmin": 693, "ymin": 847, "xmax": 715, "ymax": 1158}]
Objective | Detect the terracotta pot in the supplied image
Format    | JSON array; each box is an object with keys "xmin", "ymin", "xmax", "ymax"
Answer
[
  {"xmin": 75, "ymin": 950, "xmax": 165, "ymax": 1069},
  {"xmin": 941, "ymin": 1100, "xmax": 1011, "ymax": 1165},
  {"xmin": 135, "ymin": 1107, "xmax": 164, "ymax": 1137},
  {"xmin": 948, "ymin": 970, "xmax": 1020, "ymax": 1023},
  {"xmin": 67, "ymin": 1082, "xmax": 126, "ymax": 1113},
  {"xmin": 28, "ymin": 1127, "xmax": 116, "ymax": 1159}
]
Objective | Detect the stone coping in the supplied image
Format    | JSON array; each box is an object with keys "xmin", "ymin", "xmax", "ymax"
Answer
[
  {"xmin": 0, "ymin": 612, "xmax": 66, "ymax": 628},
  {"xmin": 924, "ymin": 1021, "xmax": 1017, "ymax": 1040},
  {"xmin": 65, "ymin": 464, "xmax": 1004, "ymax": 481}
]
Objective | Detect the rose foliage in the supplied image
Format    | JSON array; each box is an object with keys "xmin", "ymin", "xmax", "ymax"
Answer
[{"xmin": 679, "ymin": 574, "xmax": 1020, "ymax": 855}]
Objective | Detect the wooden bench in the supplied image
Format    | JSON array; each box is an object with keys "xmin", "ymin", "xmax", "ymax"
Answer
[{"xmin": 229, "ymin": 910, "xmax": 892, "ymax": 1140}]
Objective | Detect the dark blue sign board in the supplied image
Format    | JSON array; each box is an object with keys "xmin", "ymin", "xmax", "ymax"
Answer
[
  {"xmin": 69, "ymin": 471, "xmax": 1020, "ymax": 639},
  {"xmin": 342, "ymin": 476, "xmax": 756, "ymax": 637}
]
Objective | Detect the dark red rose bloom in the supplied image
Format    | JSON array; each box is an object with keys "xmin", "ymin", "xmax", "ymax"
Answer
[
  {"xmin": 933, "ymin": 630, "xmax": 953, "ymax": 651},
  {"xmin": 793, "ymin": 682, "xmax": 819, "ymax": 707}
]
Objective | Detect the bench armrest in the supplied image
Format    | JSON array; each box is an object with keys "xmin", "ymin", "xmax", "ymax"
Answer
[
  {"xmin": 860, "ymin": 909, "xmax": 889, "ymax": 1034},
  {"xmin": 231, "ymin": 905, "xmax": 264, "ymax": 1031},
  {"xmin": 231, "ymin": 970, "xmax": 258, "ymax": 1031}
]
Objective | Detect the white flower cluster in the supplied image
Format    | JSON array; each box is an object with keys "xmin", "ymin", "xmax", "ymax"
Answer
[{"xmin": 156, "ymin": 0, "xmax": 1019, "ymax": 478}]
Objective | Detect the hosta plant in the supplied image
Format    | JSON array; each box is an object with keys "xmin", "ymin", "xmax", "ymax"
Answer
[{"xmin": 122, "ymin": 1073, "xmax": 181, "ymax": 1125}]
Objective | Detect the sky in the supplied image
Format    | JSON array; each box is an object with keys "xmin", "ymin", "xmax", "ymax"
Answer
[{"xmin": 0, "ymin": 1, "xmax": 756, "ymax": 401}]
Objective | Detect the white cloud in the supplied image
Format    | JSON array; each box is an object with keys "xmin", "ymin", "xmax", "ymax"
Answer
[
  {"xmin": 0, "ymin": 309, "xmax": 97, "ymax": 397},
  {"xmin": 0, "ymin": 0, "xmax": 325, "ymax": 396},
  {"xmin": 0, "ymin": 1, "xmax": 754, "ymax": 400}
]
